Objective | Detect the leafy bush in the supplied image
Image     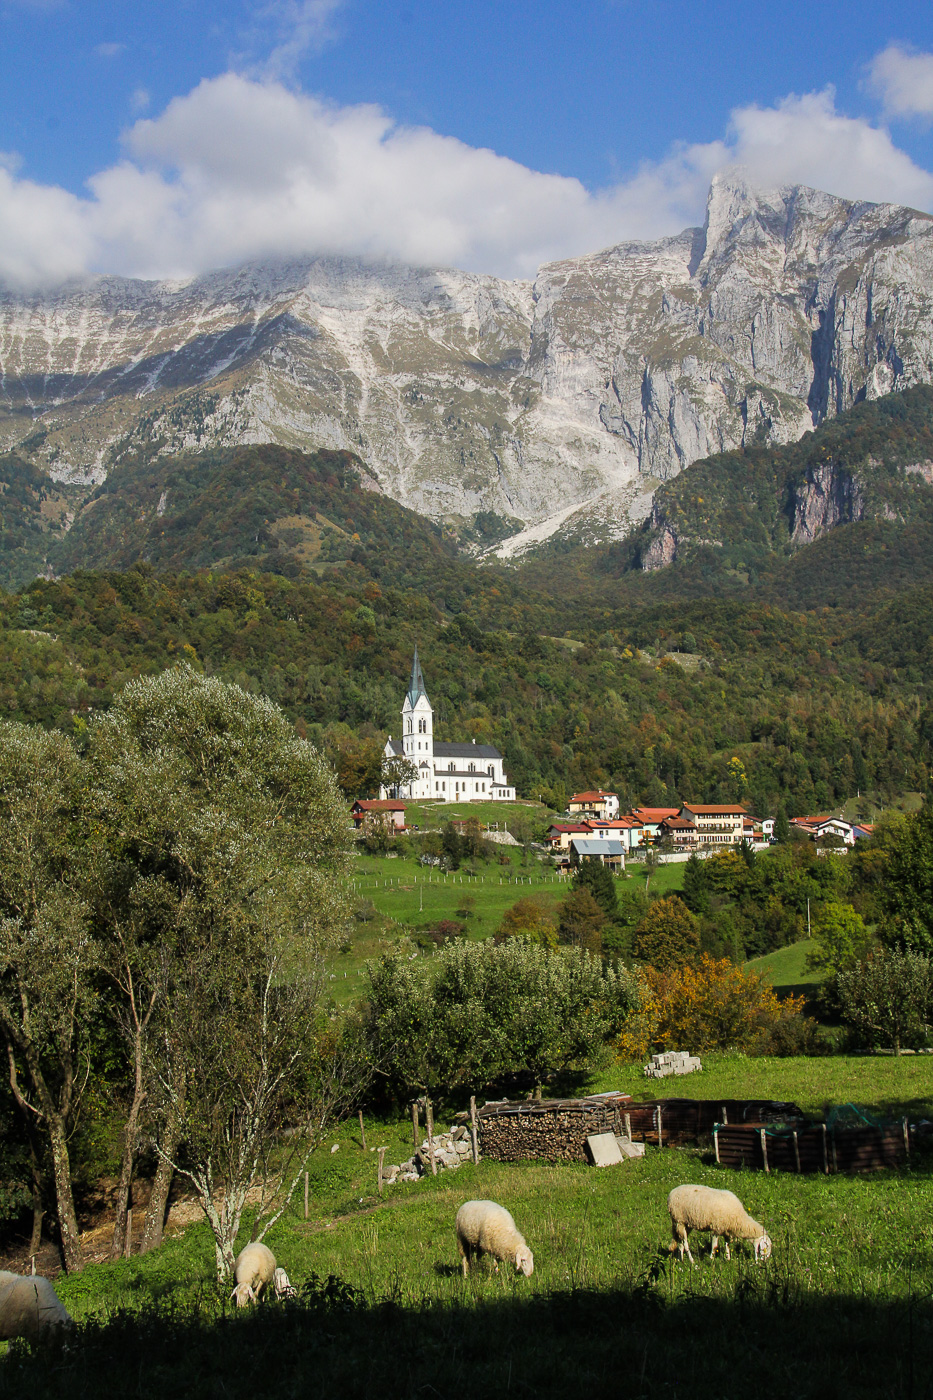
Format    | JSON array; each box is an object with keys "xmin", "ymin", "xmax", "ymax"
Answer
[
  {"xmin": 616, "ymin": 954, "xmax": 817, "ymax": 1060},
  {"xmin": 835, "ymin": 947, "xmax": 933, "ymax": 1053},
  {"xmin": 365, "ymin": 939, "xmax": 640, "ymax": 1100}
]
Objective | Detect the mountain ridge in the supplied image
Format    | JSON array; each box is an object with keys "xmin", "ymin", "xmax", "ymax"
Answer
[{"xmin": 3, "ymin": 172, "xmax": 933, "ymax": 552}]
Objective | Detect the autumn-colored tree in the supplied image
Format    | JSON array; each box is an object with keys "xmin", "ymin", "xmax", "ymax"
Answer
[
  {"xmin": 617, "ymin": 955, "xmax": 814, "ymax": 1059},
  {"xmin": 632, "ymin": 895, "xmax": 700, "ymax": 969},
  {"xmin": 496, "ymin": 896, "xmax": 558, "ymax": 948}
]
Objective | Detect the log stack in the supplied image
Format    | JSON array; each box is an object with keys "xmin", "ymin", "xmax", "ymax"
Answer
[{"xmin": 478, "ymin": 1094, "xmax": 632, "ymax": 1163}]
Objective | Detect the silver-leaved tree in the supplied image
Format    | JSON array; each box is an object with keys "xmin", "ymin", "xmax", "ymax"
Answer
[{"xmin": 88, "ymin": 665, "xmax": 361, "ymax": 1276}]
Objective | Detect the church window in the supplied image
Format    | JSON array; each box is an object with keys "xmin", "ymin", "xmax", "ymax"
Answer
[
  {"xmin": 449, "ymin": 762, "xmax": 455, "ymax": 772},
  {"xmin": 488, "ymin": 765, "xmax": 494, "ymax": 776},
  {"xmin": 468, "ymin": 762, "xmax": 475, "ymax": 773}
]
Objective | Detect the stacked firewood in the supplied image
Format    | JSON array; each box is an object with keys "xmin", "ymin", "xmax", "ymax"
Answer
[{"xmin": 477, "ymin": 1095, "xmax": 632, "ymax": 1163}]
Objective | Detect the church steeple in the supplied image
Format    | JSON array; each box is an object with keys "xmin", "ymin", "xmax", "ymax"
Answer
[{"xmin": 406, "ymin": 645, "xmax": 429, "ymax": 708}]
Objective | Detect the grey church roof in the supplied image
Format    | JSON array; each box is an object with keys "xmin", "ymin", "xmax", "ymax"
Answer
[
  {"xmin": 406, "ymin": 646, "xmax": 429, "ymax": 708},
  {"xmin": 434, "ymin": 742, "xmax": 502, "ymax": 760}
]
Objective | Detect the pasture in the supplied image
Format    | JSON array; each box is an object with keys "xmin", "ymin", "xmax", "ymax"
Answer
[{"xmin": 8, "ymin": 1054, "xmax": 933, "ymax": 1398}]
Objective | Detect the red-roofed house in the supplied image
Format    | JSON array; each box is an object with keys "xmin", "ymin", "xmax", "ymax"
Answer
[
  {"xmin": 679, "ymin": 803, "xmax": 748, "ymax": 845},
  {"xmin": 586, "ymin": 817, "xmax": 645, "ymax": 852},
  {"xmin": 352, "ymin": 799, "xmax": 407, "ymax": 830},
  {"xmin": 568, "ymin": 790, "xmax": 620, "ymax": 818},
  {"xmin": 791, "ymin": 815, "xmax": 856, "ymax": 845},
  {"xmin": 546, "ymin": 822, "xmax": 594, "ymax": 851}
]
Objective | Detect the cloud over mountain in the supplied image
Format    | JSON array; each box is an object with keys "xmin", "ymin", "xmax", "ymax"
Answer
[{"xmin": 2, "ymin": 57, "xmax": 933, "ymax": 289}]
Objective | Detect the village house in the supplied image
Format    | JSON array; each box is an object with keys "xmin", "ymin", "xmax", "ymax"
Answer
[
  {"xmin": 658, "ymin": 815, "xmax": 698, "ymax": 848},
  {"xmin": 351, "ymin": 799, "xmax": 407, "ymax": 830},
  {"xmin": 381, "ymin": 648, "xmax": 515, "ymax": 802},
  {"xmin": 568, "ymin": 790, "xmax": 620, "ymax": 818},
  {"xmin": 584, "ymin": 817, "xmax": 645, "ymax": 852},
  {"xmin": 546, "ymin": 822, "xmax": 594, "ymax": 851},
  {"xmin": 678, "ymin": 803, "xmax": 748, "ymax": 845},
  {"xmin": 568, "ymin": 837, "xmax": 625, "ymax": 870},
  {"xmin": 791, "ymin": 815, "xmax": 857, "ymax": 845},
  {"xmin": 630, "ymin": 807, "xmax": 681, "ymax": 845}
]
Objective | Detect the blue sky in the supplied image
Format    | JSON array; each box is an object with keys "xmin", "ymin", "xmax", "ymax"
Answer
[{"xmin": 2, "ymin": 0, "xmax": 933, "ymax": 286}]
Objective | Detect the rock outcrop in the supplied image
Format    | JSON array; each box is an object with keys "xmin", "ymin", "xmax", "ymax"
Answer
[{"xmin": 3, "ymin": 173, "xmax": 933, "ymax": 551}]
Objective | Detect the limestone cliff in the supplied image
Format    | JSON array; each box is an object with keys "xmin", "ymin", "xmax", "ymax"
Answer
[{"xmin": 2, "ymin": 173, "xmax": 933, "ymax": 552}]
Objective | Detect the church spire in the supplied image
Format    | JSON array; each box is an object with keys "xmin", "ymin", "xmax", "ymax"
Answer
[{"xmin": 406, "ymin": 645, "xmax": 429, "ymax": 707}]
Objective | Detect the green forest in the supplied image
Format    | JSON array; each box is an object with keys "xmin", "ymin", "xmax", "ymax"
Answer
[{"xmin": 3, "ymin": 393, "xmax": 933, "ymax": 814}]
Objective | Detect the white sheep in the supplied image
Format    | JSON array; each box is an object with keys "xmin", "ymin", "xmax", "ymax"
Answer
[
  {"xmin": 0, "ymin": 1270, "xmax": 73, "ymax": 1341},
  {"xmin": 667, "ymin": 1184, "xmax": 772, "ymax": 1264},
  {"xmin": 231, "ymin": 1242, "xmax": 277, "ymax": 1307},
  {"xmin": 455, "ymin": 1200, "xmax": 533, "ymax": 1278},
  {"xmin": 272, "ymin": 1266, "xmax": 297, "ymax": 1299}
]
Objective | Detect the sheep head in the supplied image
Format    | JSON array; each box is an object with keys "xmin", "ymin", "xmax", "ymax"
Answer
[
  {"xmin": 231, "ymin": 1282, "xmax": 256, "ymax": 1308},
  {"xmin": 273, "ymin": 1267, "xmax": 296, "ymax": 1299},
  {"xmin": 514, "ymin": 1247, "xmax": 534, "ymax": 1277}
]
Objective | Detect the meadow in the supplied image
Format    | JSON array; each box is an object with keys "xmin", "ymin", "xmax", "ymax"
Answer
[{"xmin": 7, "ymin": 1054, "xmax": 932, "ymax": 1398}]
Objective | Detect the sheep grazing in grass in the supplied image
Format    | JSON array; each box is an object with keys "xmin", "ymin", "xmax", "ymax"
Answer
[
  {"xmin": 455, "ymin": 1201, "xmax": 533, "ymax": 1278},
  {"xmin": 272, "ymin": 1267, "xmax": 297, "ymax": 1300},
  {"xmin": 0, "ymin": 1270, "xmax": 73, "ymax": 1341},
  {"xmin": 668, "ymin": 1185, "xmax": 772, "ymax": 1265},
  {"xmin": 231, "ymin": 1242, "xmax": 278, "ymax": 1307}
]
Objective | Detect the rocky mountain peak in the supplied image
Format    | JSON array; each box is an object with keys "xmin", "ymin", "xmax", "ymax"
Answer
[{"xmin": 3, "ymin": 176, "xmax": 933, "ymax": 557}]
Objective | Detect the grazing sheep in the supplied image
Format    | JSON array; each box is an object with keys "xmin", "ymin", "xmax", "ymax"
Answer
[
  {"xmin": 455, "ymin": 1201, "xmax": 533, "ymax": 1278},
  {"xmin": 0, "ymin": 1271, "xmax": 73, "ymax": 1341},
  {"xmin": 231, "ymin": 1242, "xmax": 277, "ymax": 1307},
  {"xmin": 273, "ymin": 1267, "xmax": 296, "ymax": 1299},
  {"xmin": 668, "ymin": 1184, "xmax": 772, "ymax": 1264}
]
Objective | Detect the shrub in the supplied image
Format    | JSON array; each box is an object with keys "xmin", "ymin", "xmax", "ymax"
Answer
[
  {"xmin": 366, "ymin": 939, "xmax": 640, "ymax": 1100},
  {"xmin": 835, "ymin": 946, "xmax": 933, "ymax": 1053},
  {"xmin": 495, "ymin": 896, "xmax": 557, "ymax": 948},
  {"xmin": 616, "ymin": 954, "xmax": 817, "ymax": 1059}
]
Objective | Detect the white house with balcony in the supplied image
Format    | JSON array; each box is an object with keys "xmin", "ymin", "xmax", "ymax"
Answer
[{"xmin": 381, "ymin": 647, "xmax": 515, "ymax": 802}]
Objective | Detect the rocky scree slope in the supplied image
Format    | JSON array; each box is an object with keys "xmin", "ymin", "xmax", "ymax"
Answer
[{"xmin": 2, "ymin": 173, "xmax": 933, "ymax": 554}]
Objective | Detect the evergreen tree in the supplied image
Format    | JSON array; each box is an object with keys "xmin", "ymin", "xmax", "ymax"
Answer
[
  {"xmin": 681, "ymin": 853, "xmax": 710, "ymax": 914},
  {"xmin": 571, "ymin": 858, "xmax": 619, "ymax": 918}
]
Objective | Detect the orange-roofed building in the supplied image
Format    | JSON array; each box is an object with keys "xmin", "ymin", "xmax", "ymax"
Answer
[{"xmin": 568, "ymin": 790, "xmax": 620, "ymax": 818}]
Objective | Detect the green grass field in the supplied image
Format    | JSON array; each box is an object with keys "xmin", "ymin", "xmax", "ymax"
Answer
[
  {"xmin": 746, "ymin": 939, "xmax": 824, "ymax": 1000},
  {"xmin": 13, "ymin": 1053, "xmax": 932, "ymax": 1397}
]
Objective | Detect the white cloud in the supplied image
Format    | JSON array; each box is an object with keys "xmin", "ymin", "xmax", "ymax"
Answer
[
  {"xmin": 1, "ymin": 74, "xmax": 932, "ymax": 291},
  {"xmin": 95, "ymin": 42, "xmax": 126, "ymax": 59},
  {"xmin": 130, "ymin": 87, "xmax": 150, "ymax": 115},
  {"xmin": 867, "ymin": 44, "xmax": 933, "ymax": 121},
  {"xmin": 237, "ymin": 0, "xmax": 346, "ymax": 82}
]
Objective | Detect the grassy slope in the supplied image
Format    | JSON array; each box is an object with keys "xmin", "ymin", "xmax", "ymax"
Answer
[{"xmin": 746, "ymin": 939, "xmax": 823, "ymax": 998}]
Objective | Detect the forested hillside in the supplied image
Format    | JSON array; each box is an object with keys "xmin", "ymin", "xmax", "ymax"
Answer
[{"xmin": 2, "ymin": 390, "xmax": 933, "ymax": 814}]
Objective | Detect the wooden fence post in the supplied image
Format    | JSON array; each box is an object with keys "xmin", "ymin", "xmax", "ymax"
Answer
[
  {"xmin": 821, "ymin": 1123, "xmax": 830, "ymax": 1174},
  {"xmin": 792, "ymin": 1130, "xmax": 801, "ymax": 1174},
  {"xmin": 902, "ymin": 1117, "xmax": 910, "ymax": 1157},
  {"xmin": 759, "ymin": 1127, "xmax": 769, "ymax": 1174},
  {"xmin": 713, "ymin": 1126, "xmax": 720, "ymax": 1164},
  {"xmin": 470, "ymin": 1095, "xmax": 479, "ymax": 1165},
  {"xmin": 377, "ymin": 1146, "xmax": 387, "ymax": 1195},
  {"xmin": 426, "ymin": 1098, "xmax": 438, "ymax": 1176},
  {"xmin": 657, "ymin": 1105, "xmax": 663, "ymax": 1149},
  {"xmin": 359, "ymin": 1109, "xmax": 367, "ymax": 1151}
]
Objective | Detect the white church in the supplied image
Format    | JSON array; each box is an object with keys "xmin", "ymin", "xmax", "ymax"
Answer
[{"xmin": 381, "ymin": 648, "xmax": 516, "ymax": 802}]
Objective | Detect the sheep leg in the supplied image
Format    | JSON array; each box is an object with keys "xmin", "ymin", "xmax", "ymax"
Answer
[
  {"xmin": 722, "ymin": 1240, "xmax": 731, "ymax": 1261},
  {"xmin": 710, "ymin": 1235, "xmax": 719, "ymax": 1258},
  {"xmin": 458, "ymin": 1240, "xmax": 470, "ymax": 1277}
]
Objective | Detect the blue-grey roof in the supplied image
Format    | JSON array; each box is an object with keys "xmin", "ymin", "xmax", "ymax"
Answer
[
  {"xmin": 434, "ymin": 742, "xmax": 502, "ymax": 760},
  {"xmin": 570, "ymin": 839, "xmax": 625, "ymax": 857}
]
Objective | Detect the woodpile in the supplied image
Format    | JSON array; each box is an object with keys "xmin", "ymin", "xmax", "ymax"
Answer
[{"xmin": 478, "ymin": 1094, "xmax": 632, "ymax": 1163}]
